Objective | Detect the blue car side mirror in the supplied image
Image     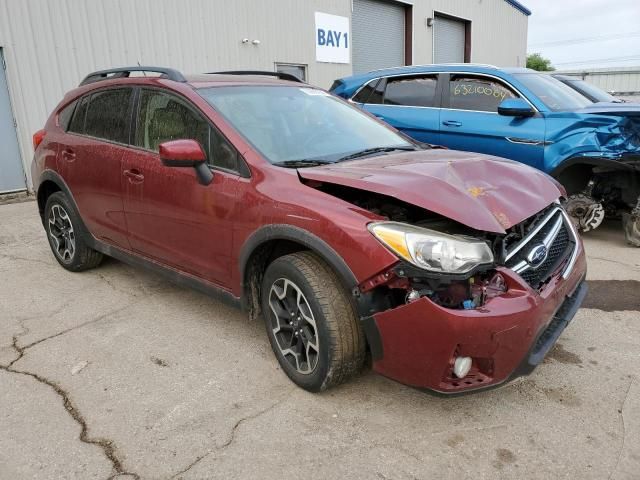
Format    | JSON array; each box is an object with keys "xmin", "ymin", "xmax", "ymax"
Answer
[{"xmin": 498, "ymin": 98, "xmax": 535, "ymax": 117}]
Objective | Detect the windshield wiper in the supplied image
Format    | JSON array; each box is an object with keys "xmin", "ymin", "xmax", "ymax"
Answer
[
  {"xmin": 336, "ymin": 146, "xmax": 417, "ymax": 163},
  {"xmin": 272, "ymin": 159, "xmax": 335, "ymax": 168}
]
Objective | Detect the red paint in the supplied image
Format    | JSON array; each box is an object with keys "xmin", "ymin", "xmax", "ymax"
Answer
[
  {"xmin": 299, "ymin": 150, "xmax": 563, "ymax": 233},
  {"xmin": 159, "ymin": 139, "xmax": 206, "ymax": 164},
  {"xmin": 374, "ymin": 249, "xmax": 587, "ymax": 392},
  {"xmin": 32, "ymin": 74, "xmax": 588, "ymax": 394}
]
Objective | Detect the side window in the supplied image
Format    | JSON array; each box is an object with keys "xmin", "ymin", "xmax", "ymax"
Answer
[
  {"xmin": 68, "ymin": 95, "xmax": 90, "ymax": 134},
  {"xmin": 383, "ymin": 75, "xmax": 439, "ymax": 107},
  {"xmin": 210, "ymin": 127, "xmax": 238, "ymax": 171},
  {"xmin": 58, "ymin": 100, "xmax": 78, "ymax": 131},
  {"xmin": 448, "ymin": 75, "xmax": 518, "ymax": 112},
  {"xmin": 353, "ymin": 78, "xmax": 384, "ymax": 104},
  {"xmin": 135, "ymin": 90, "xmax": 209, "ymax": 155},
  {"xmin": 84, "ymin": 89, "xmax": 132, "ymax": 143}
]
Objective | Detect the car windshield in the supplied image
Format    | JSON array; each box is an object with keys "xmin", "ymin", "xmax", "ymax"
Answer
[
  {"xmin": 566, "ymin": 79, "xmax": 618, "ymax": 103},
  {"xmin": 198, "ymin": 86, "xmax": 414, "ymax": 165},
  {"xmin": 514, "ymin": 73, "xmax": 592, "ymax": 111}
]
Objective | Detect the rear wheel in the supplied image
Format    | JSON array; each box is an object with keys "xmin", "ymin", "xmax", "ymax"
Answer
[
  {"xmin": 261, "ymin": 251, "xmax": 365, "ymax": 392},
  {"xmin": 44, "ymin": 192, "xmax": 103, "ymax": 271}
]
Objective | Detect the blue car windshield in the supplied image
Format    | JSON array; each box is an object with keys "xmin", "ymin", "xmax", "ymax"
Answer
[
  {"xmin": 199, "ymin": 86, "xmax": 413, "ymax": 164},
  {"xmin": 514, "ymin": 73, "xmax": 592, "ymax": 111}
]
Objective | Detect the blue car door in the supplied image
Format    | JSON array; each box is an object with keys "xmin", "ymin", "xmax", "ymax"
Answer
[
  {"xmin": 354, "ymin": 74, "xmax": 442, "ymax": 145},
  {"xmin": 439, "ymin": 73, "xmax": 547, "ymax": 170}
]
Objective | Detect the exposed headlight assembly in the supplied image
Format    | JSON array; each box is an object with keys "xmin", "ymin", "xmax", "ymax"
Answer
[{"xmin": 368, "ymin": 222, "xmax": 494, "ymax": 274}]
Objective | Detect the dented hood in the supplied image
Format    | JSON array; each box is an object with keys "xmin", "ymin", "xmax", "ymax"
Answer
[{"xmin": 299, "ymin": 150, "xmax": 562, "ymax": 233}]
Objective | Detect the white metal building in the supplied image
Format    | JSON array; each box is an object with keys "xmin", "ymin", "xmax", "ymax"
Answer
[{"xmin": 0, "ymin": 0, "xmax": 530, "ymax": 193}]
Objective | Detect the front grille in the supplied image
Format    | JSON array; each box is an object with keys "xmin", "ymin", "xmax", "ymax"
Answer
[{"xmin": 505, "ymin": 207, "xmax": 576, "ymax": 290}]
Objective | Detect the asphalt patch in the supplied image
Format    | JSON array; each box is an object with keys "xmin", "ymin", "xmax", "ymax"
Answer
[{"xmin": 583, "ymin": 280, "xmax": 640, "ymax": 312}]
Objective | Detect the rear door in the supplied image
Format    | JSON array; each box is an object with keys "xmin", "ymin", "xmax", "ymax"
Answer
[
  {"xmin": 439, "ymin": 73, "xmax": 546, "ymax": 170},
  {"xmin": 57, "ymin": 87, "xmax": 133, "ymax": 248},
  {"xmin": 122, "ymin": 88, "xmax": 242, "ymax": 286},
  {"xmin": 356, "ymin": 74, "xmax": 443, "ymax": 145}
]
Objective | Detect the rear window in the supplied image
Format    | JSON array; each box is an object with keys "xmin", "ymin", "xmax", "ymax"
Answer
[
  {"xmin": 84, "ymin": 88, "xmax": 132, "ymax": 144},
  {"xmin": 383, "ymin": 75, "xmax": 438, "ymax": 107}
]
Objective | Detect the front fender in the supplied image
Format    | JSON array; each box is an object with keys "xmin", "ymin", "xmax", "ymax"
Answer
[{"xmin": 544, "ymin": 113, "xmax": 640, "ymax": 173}]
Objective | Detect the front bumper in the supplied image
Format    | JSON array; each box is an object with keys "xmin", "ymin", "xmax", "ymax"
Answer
[{"xmin": 368, "ymin": 243, "xmax": 587, "ymax": 394}]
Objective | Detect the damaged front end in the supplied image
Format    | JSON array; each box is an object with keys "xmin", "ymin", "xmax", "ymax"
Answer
[
  {"xmin": 547, "ymin": 110, "xmax": 640, "ymax": 245},
  {"xmin": 305, "ymin": 179, "xmax": 585, "ymax": 393}
]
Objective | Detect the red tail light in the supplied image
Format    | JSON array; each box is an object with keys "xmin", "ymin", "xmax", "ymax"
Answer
[{"xmin": 33, "ymin": 129, "xmax": 46, "ymax": 150}]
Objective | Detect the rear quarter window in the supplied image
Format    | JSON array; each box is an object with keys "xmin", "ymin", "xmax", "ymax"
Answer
[
  {"xmin": 57, "ymin": 100, "xmax": 77, "ymax": 131},
  {"xmin": 68, "ymin": 95, "xmax": 90, "ymax": 134}
]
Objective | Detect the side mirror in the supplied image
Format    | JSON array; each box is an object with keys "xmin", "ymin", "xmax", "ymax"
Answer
[
  {"xmin": 159, "ymin": 139, "xmax": 213, "ymax": 186},
  {"xmin": 498, "ymin": 98, "xmax": 535, "ymax": 118}
]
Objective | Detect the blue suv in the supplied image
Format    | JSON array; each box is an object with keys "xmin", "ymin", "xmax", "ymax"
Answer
[{"xmin": 331, "ymin": 65, "xmax": 640, "ymax": 246}]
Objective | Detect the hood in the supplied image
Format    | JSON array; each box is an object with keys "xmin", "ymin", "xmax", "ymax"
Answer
[
  {"xmin": 299, "ymin": 150, "xmax": 562, "ymax": 234},
  {"xmin": 575, "ymin": 102, "xmax": 640, "ymax": 115}
]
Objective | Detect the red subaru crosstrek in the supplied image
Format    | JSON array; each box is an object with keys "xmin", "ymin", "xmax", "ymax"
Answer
[{"xmin": 32, "ymin": 67, "xmax": 588, "ymax": 394}]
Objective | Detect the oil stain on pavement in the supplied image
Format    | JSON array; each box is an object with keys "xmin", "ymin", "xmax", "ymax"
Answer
[{"xmin": 583, "ymin": 280, "xmax": 640, "ymax": 312}]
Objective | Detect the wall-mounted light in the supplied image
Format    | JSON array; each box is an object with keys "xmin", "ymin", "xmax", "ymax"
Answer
[
  {"xmin": 252, "ymin": 39, "xmax": 261, "ymax": 45},
  {"xmin": 426, "ymin": 17, "xmax": 434, "ymax": 27},
  {"xmin": 241, "ymin": 38, "xmax": 249, "ymax": 44}
]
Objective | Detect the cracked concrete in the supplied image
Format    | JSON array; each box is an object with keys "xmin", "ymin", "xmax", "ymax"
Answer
[{"xmin": 1, "ymin": 201, "xmax": 639, "ymax": 479}]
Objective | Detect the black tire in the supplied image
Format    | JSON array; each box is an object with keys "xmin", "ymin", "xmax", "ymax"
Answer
[
  {"xmin": 261, "ymin": 251, "xmax": 365, "ymax": 392},
  {"xmin": 44, "ymin": 192, "xmax": 103, "ymax": 271}
]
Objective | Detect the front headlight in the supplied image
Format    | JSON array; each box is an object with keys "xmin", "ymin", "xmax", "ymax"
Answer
[{"xmin": 368, "ymin": 222, "xmax": 494, "ymax": 274}]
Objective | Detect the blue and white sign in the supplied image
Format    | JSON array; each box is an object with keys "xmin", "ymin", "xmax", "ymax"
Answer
[{"xmin": 315, "ymin": 12, "xmax": 350, "ymax": 64}]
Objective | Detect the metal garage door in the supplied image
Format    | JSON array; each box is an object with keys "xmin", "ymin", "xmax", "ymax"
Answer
[
  {"xmin": 0, "ymin": 49, "xmax": 25, "ymax": 193},
  {"xmin": 352, "ymin": 0, "xmax": 405, "ymax": 74},
  {"xmin": 434, "ymin": 15, "xmax": 466, "ymax": 64}
]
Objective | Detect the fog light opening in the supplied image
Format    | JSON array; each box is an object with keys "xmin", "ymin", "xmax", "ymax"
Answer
[{"xmin": 453, "ymin": 356, "xmax": 472, "ymax": 378}]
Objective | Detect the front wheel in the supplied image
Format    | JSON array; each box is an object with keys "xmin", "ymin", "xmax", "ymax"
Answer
[{"xmin": 261, "ymin": 252, "xmax": 365, "ymax": 392}]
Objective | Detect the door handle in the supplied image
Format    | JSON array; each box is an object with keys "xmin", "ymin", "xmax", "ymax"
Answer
[
  {"xmin": 442, "ymin": 120, "xmax": 462, "ymax": 127},
  {"xmin": 60, "ymin": 149, "xmax": 76, "ymax": 161},
  {"xmin": 123, "ymin": 169, "xmax": 144, "ymax": 183}
]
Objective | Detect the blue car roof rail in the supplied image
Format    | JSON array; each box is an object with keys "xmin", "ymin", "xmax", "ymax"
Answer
[{"xmin": 368, "ymin": 63, "xmax": 499, "ymax": 74}]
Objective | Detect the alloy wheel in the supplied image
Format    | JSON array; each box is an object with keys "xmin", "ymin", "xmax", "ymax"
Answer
[
  {"xmin": 48, "ymin": 204, "xmax": 76, "ymax": 262},
  {"xmin": 268, "ymin": 278, "xmax": 320, "ymax": 374}
]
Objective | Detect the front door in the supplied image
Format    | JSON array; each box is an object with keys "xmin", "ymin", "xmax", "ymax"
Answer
[
  {"xmin": 122, "ymin": 88, "xmax": 240, "ymax": 286},
  {"xmin": 439, "ymin": 73, "xmax": 546, "ymax": 170},
  {"xmin": 0, "ymin": 49, "xmax": 25, "ymax": 193}
]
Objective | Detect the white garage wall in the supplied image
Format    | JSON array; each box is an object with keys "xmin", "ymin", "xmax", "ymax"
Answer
[
  {"xmin": 412, "ymin": 0, "xmax": 528, "ymax": 67},
  {"xmin": 0, "ymin": 0, "xmax": 352, "ymax": 190},
  {"xmin": 0, "ymin": 0, "xmax": 528, "ymax": 191}
]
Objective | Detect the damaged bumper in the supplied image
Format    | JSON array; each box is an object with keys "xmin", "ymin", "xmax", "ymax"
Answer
[{"xmin": 364, "ymin": 245, "xmax": 587, "ymax": 394}]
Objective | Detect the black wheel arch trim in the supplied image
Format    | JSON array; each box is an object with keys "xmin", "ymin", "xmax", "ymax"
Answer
[
  {"xmin": 239, "ymin": 224, "xmax": 359, "ymax": 294},
  {"xmin": 550, "ymin": 156, "xmax": 640, "ymax": 178},
  {"xmin": 37, "ymin": 170, "xmax": 90, "ymax": 232},
  {"xmin": 239, "ymin": 224, "xmax": 384, "ymax": 360}
]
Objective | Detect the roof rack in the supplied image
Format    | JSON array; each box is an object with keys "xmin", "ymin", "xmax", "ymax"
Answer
[
  {"xmin": 79, "ymin": 67, "xmax": 187, "ymax": 86},
  {"xmin": 208, "ymin": 70, "xmax": 304, "ymax": 83},
  {"xmin": 368, "ymin": 63, "xmax": 498, "ymax": 73}
]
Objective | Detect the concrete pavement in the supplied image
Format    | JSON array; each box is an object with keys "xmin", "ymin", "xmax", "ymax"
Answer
[{"xmin": 1, "ymin": 200, "xmax": 639, "ymax": 480}]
